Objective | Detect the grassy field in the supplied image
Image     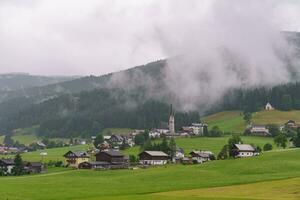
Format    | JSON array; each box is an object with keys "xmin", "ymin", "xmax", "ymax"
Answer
[
  {"xmin": 0, "ymin": 149, "xmax": 299, "ymax": 200},
  {"xmin": 156, "ymin": 177, "xmax": 300, "ymax": 200},
  {"xmin": 3, "ymin": 144, "xmax": 91, "ymax": 162},
  {"xmin": 122, "ymin": 136, "xmax": 278, "ymax": 156},
  {"xmin": 202, "ymin": 110, "xmax": 300, "ymax": 133}
]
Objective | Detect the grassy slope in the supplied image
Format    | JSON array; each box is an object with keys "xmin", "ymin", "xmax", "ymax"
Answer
[
  {"xmin": 3, "ymin": 144, "xmax": 91, "ymax": 162},
  {"xmin": 122, "ymin": 136, "xmax": 277, "ymax": 156},
  {"xmin": 0, "ymin": 149, "xmax": 300, "ymax": 200},
  {"xmin": 156, "ymin": 177, "xmax": 300, "ymax": 200},
  {"xmin": 202, "ymin": 111, "xmax": 245, "ymax": 133},
  {"xmin": 202, "ymin": 110, "xmax": 300, "ymax": 133}
]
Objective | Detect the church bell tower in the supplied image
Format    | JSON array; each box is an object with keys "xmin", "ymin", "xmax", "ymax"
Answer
[{"xmin": 169, "ymin": 104, "xmax": 175, "ymax": 134}]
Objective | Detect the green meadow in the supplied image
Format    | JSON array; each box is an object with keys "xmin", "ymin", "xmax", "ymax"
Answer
[
  {"xmin": 202, "ymin": 110, "xmax": 300, "ymax": 133},
  {"xmin": 2, "ymin": 144, "xmax": 92, "ymax": 162},
  {"xmin": 122, "ymin": 135, "xmax": 278, "ymax": 156},
  {"xmin": 0, "ymin": 149, "xmax": 300, "ymax": 200},
  {"xmin": 3, "ymin": 135, "xmax": 277, "ymax": 162}
]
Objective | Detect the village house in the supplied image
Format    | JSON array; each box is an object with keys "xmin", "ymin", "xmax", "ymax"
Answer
[
  {"xmin": 0, "ymin": 159, "xmax": 43, "ymax": 175},
  {"xmin": 233, "ymin": 144, "xmax": 256, "ymax": 158},
  {"xmin": 189, "ymin": 151, "xmax": 213, "ymax": 164},
  {"xmin": 0, "ymin": 158, "xmax": 15, "ymax": 174},
  {"xmin": 172, "ymin": 147, "xmax": 185, "ymax": 163},
  {"xmin": 285, "ymin": 120, "xmax": 298, "ymax": 129},
  {"xmin": 138, "ymin": 151, "xmax": 169, "ymax": 165},
  {"xmin": 63, "ymin": 151, "xmax": 90, "ymax": 168},
  {"xmin": 95, "ymin": 150, "xmax": 128, "ymax": 169},
  {"xmin": 248, "ymin": 125, "xmax": 270, "ymax": 136},
  {"xmin": 78, "ymin": 161, "xmax": 111, "ymax": 169},
  {"xmin": 182, "ymin": 123, "xmax": 208, "ymax": 136},
  {"xmin": 0, "ymin": 147, "xmax": 20, "ymax": 155},
  {"xmin": 36, "ymin": 141, "xmax": 47, "ymax": 149},
  {"xmin": 24, "ymin": 162, "xmax": 43, "ymax": 174},
  {"xmin": 108, "ymin": 135, "xmax": 124, "ymax": 145},
  {"xmin": 149, "ymin": 130, "xmax": 162, "ymax": 138}
]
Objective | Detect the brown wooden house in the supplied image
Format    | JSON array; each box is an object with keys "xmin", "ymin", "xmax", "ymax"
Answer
[
  {"xmin": 138, "ymin": 151, "xmax": 169, "ymax": 165},
  {"xmin": 95, "ymin": 150, "xmax": 128, "ymax": 168}
]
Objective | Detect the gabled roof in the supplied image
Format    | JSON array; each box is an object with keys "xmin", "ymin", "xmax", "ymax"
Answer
[
  {"xmin": 0, "ymin": 159, "xmax": 14, "ymax": 165},
  {"xmin": 189, "ymin": 151, "xmax": 211, "ymax": 158},
  {"xmin": 63, "ymin": 151, "xmax": 90, "ymax": 158},
  {"xmin": 26, "ymin": 162, "xmax": 43, "ymax": 167},
  {"xmin": 96, "ymin": 150, "xmax": 124, "ymax": 157},
  {"xmin": 140, "ymin": 151, "xmax": 169, "ymax": 157},
  {"xmin": 234, "ymin": 144, "xmax": 255, "ymax": 151},
  {"xmin": 109, "ymin": 135, "xmax": 124, "ymax": 141}
]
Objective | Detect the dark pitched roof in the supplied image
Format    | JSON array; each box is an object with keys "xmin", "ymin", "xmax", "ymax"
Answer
[
  {"xmin": 96, "ymin": 150, "xmax": 124, "ymax": 157},
  {"xmin": 63, "ymin": 151, "xmax": 90, "ymax": 158},
  {"xmin": 0, "ymin": 159, "xmax": 14, "ymax": 165},
  {"xmin": 27, "ymin": 162, "xmax": 43, "ymax": 167},
  {"xmin": 189, "ymin": 151, "xmax": 210, "ymax": 158}
]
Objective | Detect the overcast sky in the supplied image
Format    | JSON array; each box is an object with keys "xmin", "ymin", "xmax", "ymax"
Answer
[{"xmin": 0, "ymin": 0, "xmax": 300, "ymax": 76}]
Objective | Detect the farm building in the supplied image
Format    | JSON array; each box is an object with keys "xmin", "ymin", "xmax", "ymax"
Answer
[
  {"xmin": 78, "ymin": 161, "xmax": 111, "ymax": 169},
  {"xmin": 172, "ymin": 147, "xmax": 185, "ymax": 163},
  {"xmin": 95, "ymin": 150, "xmax": 128, "ymax": 168},
  {"xmin": 182, "ymin": 123, "xmax": 208, "ymax": 136},
  {"xmin": 248, "ymin": 125, "xmax": 270, "ymax": 136},
  {"xmin": 139, "ymin": 151, "xmax": 169, "ymax": 165},
  {"xmin": 0, "ymin": 158, "xmax": 15, "ymax": 174},
  {"xmin": 233, "ymin": 144, "xmax": 256, "ymax": 158},
  {"xmin": 24, "ymin": 162, "xmax": 43, "ymax": 174},
  {"xmin": 63, "ymin": 151, "xmax": 90, "ymax": 168},
  {"xmin": 285, "ymin": 120, "xmax": 298, "ymax": 129},
  {"xmin": 189, "ymin": 151, "xmax": 213, "ymax": 164}
]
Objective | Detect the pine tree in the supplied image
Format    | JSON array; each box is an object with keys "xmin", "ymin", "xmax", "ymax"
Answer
[
  {"xmin": 169, "ymin": 138, "xmax": 177, "ymax": 158},
  {"xmin": 12, "ymin": 154, "xmax": 24, "ymax": 176}
]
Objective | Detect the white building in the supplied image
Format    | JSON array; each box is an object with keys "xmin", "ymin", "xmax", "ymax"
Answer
[
  {"xmin": 189, "ymin": 151, "xmax": 213, "ymax": 164},
  {"xmin": 265, "ymin": 102, "xmax": 274, "ymax": 111},
  {"xmin": 149, "ymin": 130, "xmax": 162, "ymax": 138},
  {"xmin": 169, "ymin": 105, "xmax": 175, "ymax": 135},
  {"xmin": 233, "ymin": 144, "xmax": 256, "ymax": 158},
  {"xmin": 182, "ymin": 123, "xmax": 208, "ymax": 136},
  {"xmin": 138, "ymin": 151, "xmax": 169, "ymax": 165}
]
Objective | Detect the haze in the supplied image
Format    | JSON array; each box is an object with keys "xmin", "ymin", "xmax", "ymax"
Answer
[{"xmin": 0, "ymin": 0, "xmax": 300, "ymax": 76}]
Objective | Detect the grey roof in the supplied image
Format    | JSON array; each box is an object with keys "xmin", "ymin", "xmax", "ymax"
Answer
[
  {"xmin": 143, "ymin": 151, "xmax": 169, "ymax": 157},
  {"xmin": 64, "ymin": 151, "xmax": 90, "ymax": 158},
  {"xmin": 29, "ymin": 162, "xmax": 43, "ymax": 167},
  {"xmin": 190, "ymin": 151, "xmax": 211, "ymax": 158},
  {"xmin": 97, "ymin": 150, "xmax": 124, "ymax": 157},
  {"xmin": 234, "ymin": 144, "xmax": 255, "ymax": 151},
  {"xmin": 0, "ymin": 159, "xmax": 14, "ymax": 165}
]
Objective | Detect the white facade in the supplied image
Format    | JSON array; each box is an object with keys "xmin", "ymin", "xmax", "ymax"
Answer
[
  {"xmin": 237, "ymin": 151, "xmax": 254, "ymax": 157},
  {"xmin": 169, "ymin": 114, "xmax": 175, "ymax": 135},
  {"xmin": 265, "ymin": 102, "xmax": 274, "ymax": 110},
  {"xmin": 140, "ymin": 160, "xmax": 167, "ymax": 165},
  {"xmin": 149, "ymin": 130, "xmax": 162, "ymax": 138}
]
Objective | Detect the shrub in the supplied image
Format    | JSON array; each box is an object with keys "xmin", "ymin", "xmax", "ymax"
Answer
[{"xmin": 263, "ymin": 143, "xmax": 273, "ymax": 151}]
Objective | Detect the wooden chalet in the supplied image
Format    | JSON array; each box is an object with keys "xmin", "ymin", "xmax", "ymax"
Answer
[
  {"xmin": 63, "ymin": 151, "xmax": 90, "ymax": 168},
  {"xmin": 189, "ymin": 151, "xmax": 212, "ymax": 164},
  {"xmin": 95, "ymin": 150, "xmax": 128, "ymax": 168},
  {"xmin": 233, "ymin": 144, "xmax": 256, "ymax": 158},
  {"xmin": 138, "ymin": 151, "xmax": 169, "ymax": 165}
]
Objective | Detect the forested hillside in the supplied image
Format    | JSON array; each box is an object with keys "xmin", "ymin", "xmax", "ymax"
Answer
[
  {"xmin": 0, "ymin": 73, "xmax": 75, "ymax": 100},
  {"xmin": 0, "ymin": 33, "xmax": 299, "ymax": 138},
  {"xmin": 0, "ymin": 87, "xmax": 199, "ymax": 138}
]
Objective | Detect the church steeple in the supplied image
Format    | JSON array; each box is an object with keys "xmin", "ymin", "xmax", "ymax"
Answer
[{"xmin": 169, "ymin": 104, "xmax": 175, "ymax": 134}]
